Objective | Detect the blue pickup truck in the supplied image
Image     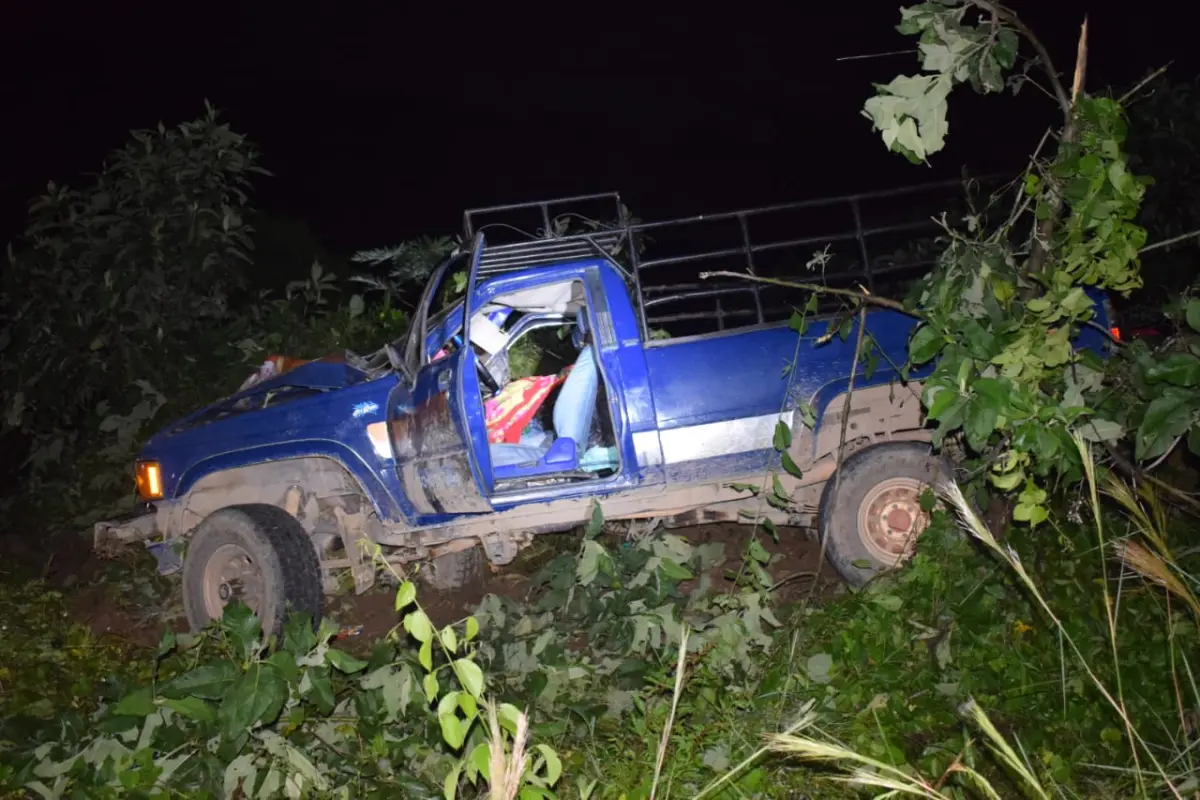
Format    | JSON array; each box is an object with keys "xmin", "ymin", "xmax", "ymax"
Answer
[{"xmin": 95, "ymin": 186, "xmax": 1113, "ymax": 634}]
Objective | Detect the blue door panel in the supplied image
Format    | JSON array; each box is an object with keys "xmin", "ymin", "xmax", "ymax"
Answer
[{"xmin": 392, "ymin": 351, "xmax": 492, "ymax": 518}]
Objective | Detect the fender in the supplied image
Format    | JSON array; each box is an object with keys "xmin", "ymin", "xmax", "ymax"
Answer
[
  {"xmin": 173, "ymin": 439, "xmax": 403, "ymax": 522},
  {"xmin": 805, "ymin": 366, "xmax": 933, "ymax": 462}
]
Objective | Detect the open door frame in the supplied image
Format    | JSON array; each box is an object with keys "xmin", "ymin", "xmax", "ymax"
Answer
[{"xmin": 391, "ymin": 233, "xmax": 495, "ymax": 517}]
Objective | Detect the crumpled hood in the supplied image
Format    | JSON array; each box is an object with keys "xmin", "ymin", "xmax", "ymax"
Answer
[{"xmin": 146, "ymin": 360, "xmax": 371, "ymax": 448}]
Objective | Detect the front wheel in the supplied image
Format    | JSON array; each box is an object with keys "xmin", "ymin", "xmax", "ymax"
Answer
[
  {"xmin": 818, "ymin": 442, "xmax": 952, "ymax": 587},
  {"xmin": 181, "ymin": 504, "xmax": 323, "ymax": 635}
]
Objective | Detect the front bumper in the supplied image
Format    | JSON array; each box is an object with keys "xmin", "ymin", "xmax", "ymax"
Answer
[
  {"xmin": 93, "ymin": 506, "xmax": 158, "ymax": 548},
  {"xmin": 93, "ymin": 505, "xmax": 182, "ymax": 575}
]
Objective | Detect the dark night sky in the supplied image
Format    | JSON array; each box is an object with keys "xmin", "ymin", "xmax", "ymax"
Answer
[{"xmin": 0, "ymin": 1, "xmax": 1189, "ymax": 256}]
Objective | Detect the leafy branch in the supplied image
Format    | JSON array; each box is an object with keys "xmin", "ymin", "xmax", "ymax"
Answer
[{"xmin": 969, "ymin": 0, "xmax": 1072, "ymax": 115}]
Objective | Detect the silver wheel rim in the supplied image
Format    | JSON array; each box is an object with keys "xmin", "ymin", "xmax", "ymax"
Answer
[
  {"xmin": 856, "ymin": 477, "xmax": 932, "ymax": 566},
  {"xmin": 201, "ymin": 543, "xmax": 265, "ymax": 620}
]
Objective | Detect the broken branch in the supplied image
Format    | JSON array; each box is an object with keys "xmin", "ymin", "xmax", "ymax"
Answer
[
  {"xmin": 697, "ymin": 271, "xmax": 915, "ymax": 316},
  {"xmin": 971, "ymin": 0, "xmax": 1071, "ymax": 116},
  {"xmin": 1024, "ymin": 15, "xmax": 1090, "ymax": 279},
  {"xmin": 1118, "ymin": 63, "xmax": 1173, "ymax": 106},
  {"xmin": 1139, "ymin": 228, "xmax": 1200, "ymax": 255}
]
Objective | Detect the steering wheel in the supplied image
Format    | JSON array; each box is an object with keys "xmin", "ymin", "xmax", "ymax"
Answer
[{"xmin": 476, "ymin": 357, "xmax": 501, "ymax": 394}]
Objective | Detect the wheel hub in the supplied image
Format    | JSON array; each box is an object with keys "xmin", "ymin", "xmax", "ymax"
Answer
[
  {"xmin": 857, "ymin": 477, "xmax": 932, "ymax": 565},
  {"xmin": 886, "ymin": 507, "xmax": 913, "ymax": 532},
  {"xmin": 202, "ymin": 543, "xmax": 264, "ymax": 620}
]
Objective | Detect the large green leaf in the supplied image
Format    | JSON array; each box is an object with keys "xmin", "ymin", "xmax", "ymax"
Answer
[
  {"xmin": 772, "ymin": 420, "xmax": 792, "ymax": 451},
  {"xmin": 161, "ymin": 696, "xmax": 217, "ymax": 723},
  {"xmin": 960, "ymin": 318, "xmax": 998, "ymax": 361},
  {"xmin": 111, "ymin": 688, "xmax": 155, "ymax": 718},
  {"xmin": 908, "ymin": 324, "xmax": 944, "ymax": 364},
  {"xmin": 971, "ymin": 377, "xmax": 1010, "ymax": 413},
  {"xmin": 404, "ymin": 609, "xmax": 434, "ymax": 644},
  {"xmin": 454, "ymin": 659, "xmax": 485, "ymax": 700},
  {"xmin": 305, "ymin": 666, "xmax": 336, "ymax": 715},
  {"xmin": 281, "ymin": 613, "xmax": 318, "ymax": 657},
  {"xmin": 395, "ymin": 580, "xmax": 417, "ymax": 611},
  {"xmin": 160, "ymin": 660, "xmax": 240, "ymax": 701},
  {"xmin": 1145, "ymin": 353, "xmax": 1200, "ymax": 387},
  {"xmin": 1187, "ymin": 299, "xmax": 1200, "ymax": 333},
  {"xmin": 325, "ymin": 649, "xmax": 369, "ymax": 675},
  {"xmin": 217, "ymin": 662, "xmax": 288, "ymax": 739},
  {"xmin": 1135, "ymin": 389, "xmax": 1197, "ymax": 461},
  {"xmin": 925, "ymin": 385, "xmax": 960, "ymax": 420},
  {"xmin": 931, "ymin": 396, "xmax": 968, "ymax": 448},
  {"xmin": 1078, "ymin": 418, "xmax": 1124, "ymax": 443},
  {"xmin": 221, "ymin": 602, "xmax": 262, "ymax": 661},
  {"xmin": 964, "ymin": 397, "xmax": 999, "ymax": 453}
]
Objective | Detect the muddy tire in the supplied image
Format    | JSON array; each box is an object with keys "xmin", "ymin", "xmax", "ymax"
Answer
[
  {"xmin": 422, "ymin": 543, "xmax": 485, "ymax": 593},
  {"xmin": 818, "ymin": 442, "xmax": 951, "ymax": 587},
  {"xmin": 182, "ymin": 504, "xmax": 323, "ymax": 635}
]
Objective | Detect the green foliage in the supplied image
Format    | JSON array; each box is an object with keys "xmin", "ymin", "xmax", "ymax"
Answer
[
  {"xmin": 786, "ymin": 513, "xmax": 1194, "ymax": 789},
  {"xmin": 862, "ymin": 1, "xmax": 1019, "ymax": 163},
  {"xmin": 2, "ymin": 577, "xmax": 558, "ymax": 799},
  {"xmin": 2, "ymin": 514, "xmax": 1189, "ymax": 798},
  {"xmin": 0, "ymin": 525, "xmax": 783, "ymax": 798},
  {"xmin": 854, "ymin": 2, "xmax": 1200, "ymax": 524},
  {"xmin": 1, "ymin": 103, "xmax": 263, "ymax": 451},
  {"xmin": 351, "ymin": 235, "xmax": 458, "ymax": 310},
  {"xmin": 902, "ymin": 92, "xmax": 1149, "ymax": 503},
  {"xmin": 475, "ymin": 531, "xmax": 780, "ymax": 716},
  {"xmin": 0, "ymin": 580, "xmax": 148, "ymax": 730},
  {"xmin": 0, "ymin": 105, "xmax": 441, "ymax": 528},
  {"xmin": 506, "ymin": 325, "xmax": 576, "ymax": 381}
]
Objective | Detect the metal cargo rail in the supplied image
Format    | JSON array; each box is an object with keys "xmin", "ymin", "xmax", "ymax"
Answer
[{"xmin": 463, "ymin": 178, "xmax": 998, "ymax": 338}]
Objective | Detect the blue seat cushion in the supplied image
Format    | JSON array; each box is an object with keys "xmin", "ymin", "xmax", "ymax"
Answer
[{"xmin": 491, "ymin": 437, "xmax": 577, "ymax": 479}]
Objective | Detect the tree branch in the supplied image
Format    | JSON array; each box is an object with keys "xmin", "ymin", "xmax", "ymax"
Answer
[
  {"xmin": 1024, "ymin": 16, "xmax": 1090, "ymax": 279},
  {"xmin": 1118, "ymin": 63, "xmax": 1173, "ymax": 106},
  {"xmin": 697, "ymin": 271, "xmax": 916, "ymax": 316},
  {"xmin": 1140, "ymin": 228, "xmax": 1200, "ymax": 255},
  {"xmin": 811, "ymin": 304, "xmax": 870, "ymax": 597},
  {"xmin": 970, "ymin": 0, "xmax": 1071, "ymax": 115},
  {"xmin": 1070, "ymin": 17, "xmax": 1089, "ymax": 106}
]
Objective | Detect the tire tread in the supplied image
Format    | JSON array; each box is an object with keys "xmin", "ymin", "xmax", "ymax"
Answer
[
  {"xmin": 182, "ymin": 503, "xmax": 323, "ymax": 634},
  {"xmin": 818, "ymin": 441, "xmax": 948, "ymax": 587}
]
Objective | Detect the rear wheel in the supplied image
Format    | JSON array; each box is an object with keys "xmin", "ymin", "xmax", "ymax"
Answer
[
  {"xmin": 182, "ymin": 504, "xmax": 323, "ymax": 635},
  {"xmin": 818, "ymin": 442, "xmax": 950, "ymax": 586}
]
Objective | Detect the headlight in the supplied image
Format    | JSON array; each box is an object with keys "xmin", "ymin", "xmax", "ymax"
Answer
[{"xmin": 135, "ymin": 461, "xmax": 163, "ymax": 500}]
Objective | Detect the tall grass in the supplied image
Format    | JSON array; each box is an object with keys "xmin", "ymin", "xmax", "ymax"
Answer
[{"xmin": 759, "ymin": 433, "xmax": 1198, "ymax": 798}]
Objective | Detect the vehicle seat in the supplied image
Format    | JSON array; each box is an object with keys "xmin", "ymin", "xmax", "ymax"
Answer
[{"xmin": 490, "ymin": 309, "xmax": 598, "ymax": 478}]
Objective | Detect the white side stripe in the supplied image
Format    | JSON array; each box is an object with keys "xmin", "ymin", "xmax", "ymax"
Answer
[{"xmin": 641, "ymin": 412, "xmax": 791, "ymax": 466}]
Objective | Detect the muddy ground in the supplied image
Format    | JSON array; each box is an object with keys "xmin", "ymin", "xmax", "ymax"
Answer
[{"xmin": 0, "ymin": 523, "xmax": 842, "ymax": 652}]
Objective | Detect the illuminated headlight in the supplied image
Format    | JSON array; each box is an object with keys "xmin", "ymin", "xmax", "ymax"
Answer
[{"xmin": 135, "ymin": 461, "xmax": 163, "ymax": 500}]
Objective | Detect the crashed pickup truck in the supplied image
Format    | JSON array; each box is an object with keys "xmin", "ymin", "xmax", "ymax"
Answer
[{"xmin": 95, "ymin": 186, "xmax": 1115, "ymax": 633}]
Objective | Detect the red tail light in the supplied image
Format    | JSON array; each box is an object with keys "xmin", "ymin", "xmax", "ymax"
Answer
[{"xmin": 1110, "ymin": 326, "xmax": 1121, "ymax": 341}]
